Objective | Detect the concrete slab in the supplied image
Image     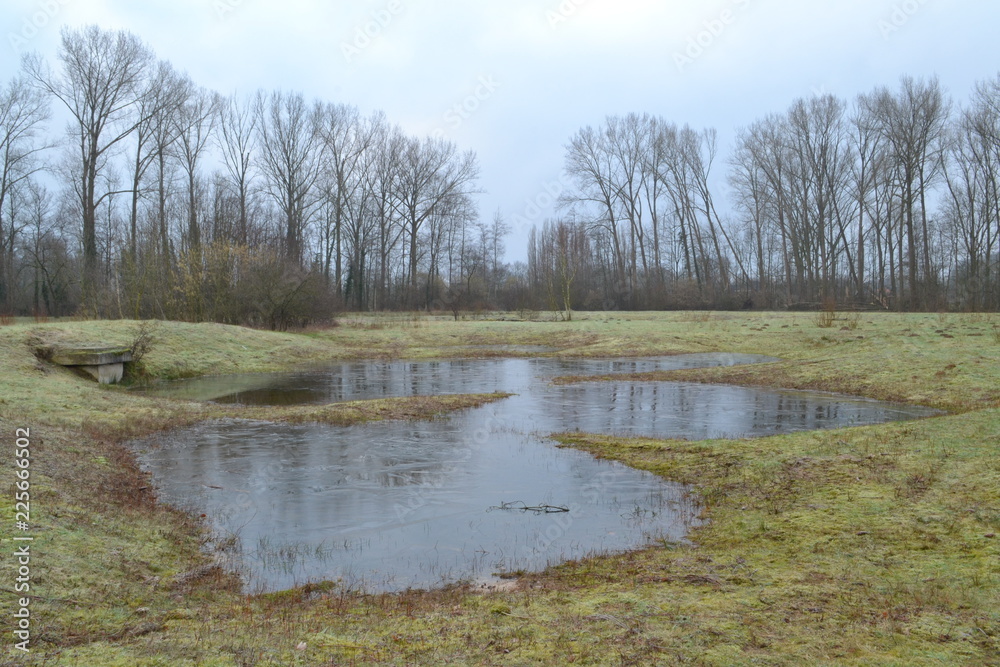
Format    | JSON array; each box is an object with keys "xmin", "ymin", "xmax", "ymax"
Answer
[
  {"xmin": 50, "ymin": 346, "xmax": 132, "ymax": 366},
  {"xmin": 79, "ymin": 362, "xmax": 125, "ymax": 384},
  {"xmin": 51, "ymin": 346, "xmax": 133, "ymax": 384}
]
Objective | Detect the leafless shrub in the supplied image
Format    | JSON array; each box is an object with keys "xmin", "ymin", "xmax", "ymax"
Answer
[
  {"xmin": 816, "ymin": 299, "xmax": 837, "ymax": 328},
  {"xmin": 125, "ymin": 321, "xmax": 159, "ymax": 382}
]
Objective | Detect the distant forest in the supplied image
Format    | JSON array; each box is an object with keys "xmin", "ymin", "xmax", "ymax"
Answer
[{"xmin": 2, "ymin": 26, "xmax": 999, "ymax": 327}]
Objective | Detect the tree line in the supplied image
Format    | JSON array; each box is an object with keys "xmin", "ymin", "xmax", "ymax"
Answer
[
  {"xmin": 3, "ymin": 25, "xmax": 1000, "ymax": 325},
  {"xmin": 530, "ymin": 74, "xmax": 1000, "ymax": 313},
  {"xmin": 1, "ymin": 25, "xmax": 498, "ymax": 327}
]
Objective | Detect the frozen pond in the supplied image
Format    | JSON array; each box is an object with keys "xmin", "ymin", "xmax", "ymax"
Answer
[
  {"xmin": 134, "ymin": 354, "xmax": 938, "ymax": 593},
  {"xmin": 139, "ymin": 353, "xmax": 776, "ymax": 405}
]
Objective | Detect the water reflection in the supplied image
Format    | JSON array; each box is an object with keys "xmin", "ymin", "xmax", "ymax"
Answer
[
  {"xmin": 139, "ymin": 353, "xmax": 778, "ymax": 404},
  {"xmin": 134, "ymin": 354, "xmax": 938, "ymax": 594}
]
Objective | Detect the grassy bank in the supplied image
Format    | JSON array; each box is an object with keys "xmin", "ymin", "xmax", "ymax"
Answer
[{"xmin": 1, "ymin": 312, "xmax": 998, "ymax": 665}]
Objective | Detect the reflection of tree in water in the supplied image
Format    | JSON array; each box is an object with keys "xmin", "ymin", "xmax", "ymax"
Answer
[
  {"xmin": 150, "ymin": 355, "xmax": 779, "ymax": 405},
  {"xmin": 136, "ymin": 355, "xmax": 936, "ymax": 593},
  {"xmin": 544, "ymin": 382, "xmax": 911, "ymax": 439}
]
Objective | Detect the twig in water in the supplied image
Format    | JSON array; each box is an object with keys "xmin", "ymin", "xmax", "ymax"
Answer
[{"xmin": 488, "ymin": 501, "xmax": 570, "ymax": 514}]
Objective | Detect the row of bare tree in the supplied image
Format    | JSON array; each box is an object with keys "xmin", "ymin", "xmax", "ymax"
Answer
[
  {"xmin": 4, "ymin": 25, "xmax": 1000, "ymax": 320},
  {"xmin": 1, "ymin": 26, "xmax": 496, "ymax": 324},
  {"xmin": 534, "ymin": 74, "xmax": 1000, "ymax": 312}
]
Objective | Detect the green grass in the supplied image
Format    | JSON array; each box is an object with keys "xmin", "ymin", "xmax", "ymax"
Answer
[{"xmin": 1, "ymin": 312, "xmax": 998, "ymax": 665}]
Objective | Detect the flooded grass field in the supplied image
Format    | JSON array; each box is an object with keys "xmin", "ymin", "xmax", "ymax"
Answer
[
  {"xmin": 6, "ymin": 314, "xmax": 998, "ymax": 665},
  {"xmin": 134, "ymin": 354, "xmax": 937, "ymax": 592}
]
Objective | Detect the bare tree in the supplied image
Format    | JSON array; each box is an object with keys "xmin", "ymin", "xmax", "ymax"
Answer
[
  {"xmin": 216, "ymin": 93, "xmax": 258, "ymax": 246},
  {"xmin": 394, "ymin": 136, "xmax": 480, "ymax": 306},
  {"xmin": 786, "ymin": 95, "xmax": 854, "ymax": 300},
  {"xmin": 652, "ymin": 120, "xmax": 704, "ymax": 288},
  {"xmin": 125, "ymin": 60, "xmax": 187, "ymax": 261},
  {"xmin": 605, "ymin": 114, "xmax": 651, "ymax": 298},
  {"xmin": 316, "ymin": 102, "xmax": 371, "ymax": 289},
  {"xmin": 870, "ymin": 76, "xmax": 951, "ymax": 306},
  {"xmin": 641, "ymin": 116, "xmax": 670, "ymax": 294},
  {"xmin": 174, "ymin": 88, "xmax": 220, "ymax": 250},
  {"xmin": 486, "ymin": 208, "xmax": 511, "ymax": 301},
  {"xmin": 528, "ymin": 218, "xmax": 590, "ymax": 319},
  {"xmin": 0, "ymin": 76, "xmax": 50, "ymax": 311},
  {"xmin": 254, "ymin": 90, "xmax": 324, "ymax": 265},
  {"xmin": 942, "ymin": 75, "xmax": 1000, "ymax": 309},
  {"xmin": 364, "ymin": 115, "xmax": 406, "ymax": 309},
  {"xmin": 849, "ymin": 93, "xmax": 888, "ymax": 301},
  {"xmin": 147, "ymin": 77, "xmax": 192, "ymax": 264},
  {"xmin": 564, "ymin": 124, "xmax": 628, "ymax": 305},
  {"xmin": 21, "ymin": 182, "xmax": 77, "ymax": 316},
  {"xmin": 23, "ymin": 25, "xmax": 154, "ymax": 301},
  {"xmin": 730, "ymin": 123, "xmax": 776, "ymax": 305},
  {"xmin": 682, "ymin": 127, "xmax": 749, "ymax": 295}
]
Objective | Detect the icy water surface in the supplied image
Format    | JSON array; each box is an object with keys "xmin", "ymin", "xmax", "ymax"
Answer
[{"xmin": 134, "ymin": 354, "xmax": 938, "ymax": 593}]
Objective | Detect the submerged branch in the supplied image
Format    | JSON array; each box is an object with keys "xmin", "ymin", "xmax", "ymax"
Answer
[{"xmin": 489, "ymin": 501, "xmax": 570, "ymax": 514}]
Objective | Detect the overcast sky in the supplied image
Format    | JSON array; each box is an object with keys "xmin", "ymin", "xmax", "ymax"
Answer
[{"xmin": 3, "ymin": 0, "xmax": 998, "ymax": 262}]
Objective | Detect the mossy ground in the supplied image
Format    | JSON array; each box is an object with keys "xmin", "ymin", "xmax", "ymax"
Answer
[{"xmin": 1, "ymin": 311, "xmax": 998, "ymax": 665}]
